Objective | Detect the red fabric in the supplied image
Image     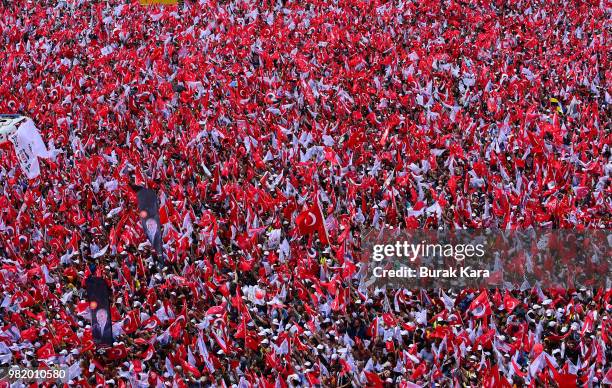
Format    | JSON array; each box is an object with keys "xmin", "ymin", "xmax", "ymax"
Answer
[{"xmin": 295, "ymin": 198, "xmax": 329, "ymax": 244}]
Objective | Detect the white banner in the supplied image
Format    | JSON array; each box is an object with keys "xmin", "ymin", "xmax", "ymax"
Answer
[
  {"xmin": 0, "ymin": 114, "xmax": 24, "ymax": 144},
  {"xmin": 6, "ymin": 117, "xmax": 51, "ymax": 179}
]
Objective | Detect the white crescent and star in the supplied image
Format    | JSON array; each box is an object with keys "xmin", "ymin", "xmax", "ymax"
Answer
[{"xmin": 305, "ymin": 212, "xmax": 316, "ymax": 226}]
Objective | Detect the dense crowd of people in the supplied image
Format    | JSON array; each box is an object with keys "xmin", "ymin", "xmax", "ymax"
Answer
[{"xmin": 0, "ymin": 0, "xmax": 610, "ymax": 386}]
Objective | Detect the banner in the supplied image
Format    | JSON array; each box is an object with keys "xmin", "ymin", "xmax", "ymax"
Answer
[
  {"xmin": 139, "ymin": 0, "xmax": 178, "ymax": 4},
  {"xmin": 133, "ymin": 186, "xmax": 164, "ymax": 256},
  {"xmin": 1, "ymin": 115, "xmax": 53, "ymax": 179},
  {"xmin": 0, "ymin": 114, "xmax": 24, "ymax": 144},
  {"xmin": 85, "ymin": 276, "xmax": 114, "ymax": 346}
]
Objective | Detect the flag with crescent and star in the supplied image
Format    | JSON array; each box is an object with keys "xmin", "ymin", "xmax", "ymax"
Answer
[{"xmin": 295, "ymin": 193, "xmax": 329, "ymax": 244}]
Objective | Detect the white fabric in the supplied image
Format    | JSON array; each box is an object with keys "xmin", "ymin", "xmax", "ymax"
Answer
[
  {"xmin": 0, "ymin": 115, "xmax": 22, "ymax": 144},
  {"xmin": 7, "ymin": 118, "xmax": 52, "ymax": 179}
]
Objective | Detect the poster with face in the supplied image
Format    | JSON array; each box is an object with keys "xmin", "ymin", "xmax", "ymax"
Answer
[
  {"xmin": 85, "ymin": 276, "xmax": 113, "ymax": 346},
  {"xmin": 134, "ymin": 187, "xmax": 164, "ymax": 256},
  {"xmin": 145, "ymin": 217, "xmax": 158, "ymax": 243}
]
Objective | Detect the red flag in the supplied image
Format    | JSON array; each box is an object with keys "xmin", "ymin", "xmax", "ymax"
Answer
[
  {"xmin": 364, "ymin": 371, "xmax": 384, "ymax": 388},
  {"xmin": 244, "ymin": 333, "xmax": 261, "ymax": 351},
  {"xmin": 159, "ymin": 203, "xmax": 169, "ymax": 224},
  {"xmin": 581, "ymin": 311, "xmax": 595, "ymax": 336},
  {"xmin": 142, "ymin": 316, "xmax": 161, "ymax": 330},
  {"xmin": 238, "ymin": 256, "xmax": 255, "ymax": 271},
  {"xmin": 555, "ymin": 374, "xmax": 577, "ymax": 388},
  {"xmin": 411, "ymin": 363, "xmax": 427, "ymax": 380},
  {"xmin": 475, "ymin": 328, "xmax": 496, "ymax": 349},
  {"xmin": 469, "ymin": 290, "xmax": 492, "ymax": 318},
  {"xmin": 106, "ymin": 343, "xmax": 128, "ymax": 360},
  {"xmin": 339, "ymin": 358, "xmax": 352, "ymax": 376},
  {"xmin": 235, "ymin": 316, "xmax": 247, "ymax": 339},
  {"xmin": 140, "ymin": 344, "xmax": 155, "ymax": 361},
  {"xmin": 36, "ymin": 342, "xmax": 56, "ymax": 359},
  {"xmin": 122, "ymin": 309, "xmax": 140, "ymax": 334},
  {"xmin": 492, "ymin": 288, "xmax": 502, "ymax": 306},
  {"xmin": 504, "ymin": 292, "xmax": 520, "ymax": 313},
  {"xmin": 182, "ymin": 360, "xmax": 201, "ymax": 378},
  {"xmin": 168, "ymin": 316, "xmax": 185, "ymax": 339},
  {"xmin": 295, "ymin": 196, "xmax": 329, "ymax": 244},
  {"xmin": 486, "ymin": 364, "xmax": 512, "ymax": 388},
  {"xmin": 211, "ymin": 329, "xmax": 229, "ymax": 354},
  {"xmin": 206, "ymin": 302, "xmax": 227, "ymax": 316},
  {"xmin": 368, "ymin": 316, "xmax": 380, "ymax": 338},
  {"xmin": 305, "ymin": 372, "xmax": 320, "ymax": 386},
  {"xmin": 67, "ymin": 231, "xmax": 79, "ymax": 252},
  {"xmin": 545, "ymin": 355, "xmax": 576, "ymax": 388},
  {"xmin": 603, "ymin": 368, "xmax": 612, "ymax": 384},
  {"xmin": 20, "ymin": 327, "xmax": 38, "ymax": 342},
  {"xmin": 511, "ymin": 358, "xmax": 527, "ymax": 379}
]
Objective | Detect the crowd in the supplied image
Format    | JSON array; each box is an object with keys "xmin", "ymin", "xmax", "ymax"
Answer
[{"xmin": 0, "ymin": 0, "xmax": 610, "ymax": 386}]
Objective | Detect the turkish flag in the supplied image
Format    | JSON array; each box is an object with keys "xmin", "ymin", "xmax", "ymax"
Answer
[
  {"xmin": 511, "ymin": 358, "xmax": 526, "ymax": 379},
  {"xmin": 554, "ymin": 373, "xmax": 577, "ymax": 388},
  {"xmin": 142, "ymin": 315, "xmax": 161, "ymax": 330},
  {"xmin": 212, "ymin": 330, "xmax": 229, "ymax": 354},
  {"xmin": 106, "ymin": 344, "xmax": 128, "ymax": 360},
  {"xmin": 238, "ymin": 256, "xmax": 255, "ymax": 271},
  {"xmin": 295, "ymin": 197, "xmax": 329, "ymax": 244},
  {"xmin": 364, "ymin": 371, "xmax": 384, "ymax": 388},
  {"xmin": 235, "ymin": 316, "xmax": 247, "ymax": 339},
  {"xmin": 36, "ymin": 342, "xmax": 56, "ymax": 359},
  {"xmin": 305, "ymin": 372, "xmax": 320, "ymax": 386},
  {"xmin": 245, "ymin": 333, "xmax": 261, "ymax": 351},
  {"xmin": 206, "ymin": 303, "xmax": 227, "ymax": 316},
  {"xmin": 20, "ymin": 327, "xmax": 38, "ymax": 342},
  {"xmin": 411, "ymin": 363, "xmax": 427, "ymax": 380},
  {"xmin": 503, "ymin": 292, "xmax": 520, "ymax": 313},
  {"xmin": 67, "ymin": 232, "xmax": 79, "ymax": 252},
  {"xmin": 475, "ymin": 328, "xmax": 496, "ymax": 349},
  {"xmin": 581, "ymin": 311, "xmax": 595, "ymax": 336},
  {"xmin": 140, "ymin": 344, "xmax": 155, "ymax": 361},
  {"xmin": 182, "ymin": 360, "xmax": 201, "ymax": 378},
  {"xmin": 168, "ymin": 316, "xmax": 185, "ymax": 339},
  {"xmin": 469, "ymin": 290, "xmax": 492, "ymax": 318},
  {"xmin": 122, "ymin": 309, "xmax": 140, "ymax": 334},
  {"xmin": 546, "ymin": 356, "xmax": 576, "ymax": 388},
  {"xmin": 159, "ymin": 203, "xmax": 169, "ymax": 224}
]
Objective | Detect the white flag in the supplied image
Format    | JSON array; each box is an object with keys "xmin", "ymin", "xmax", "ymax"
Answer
[
  {"xmin": 7, "ymin": 118, "xmax": 53, "ymax": 179},
  {"xmin": 0, "ymin": 114, "xmax": 21, "ymax": 144}
]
